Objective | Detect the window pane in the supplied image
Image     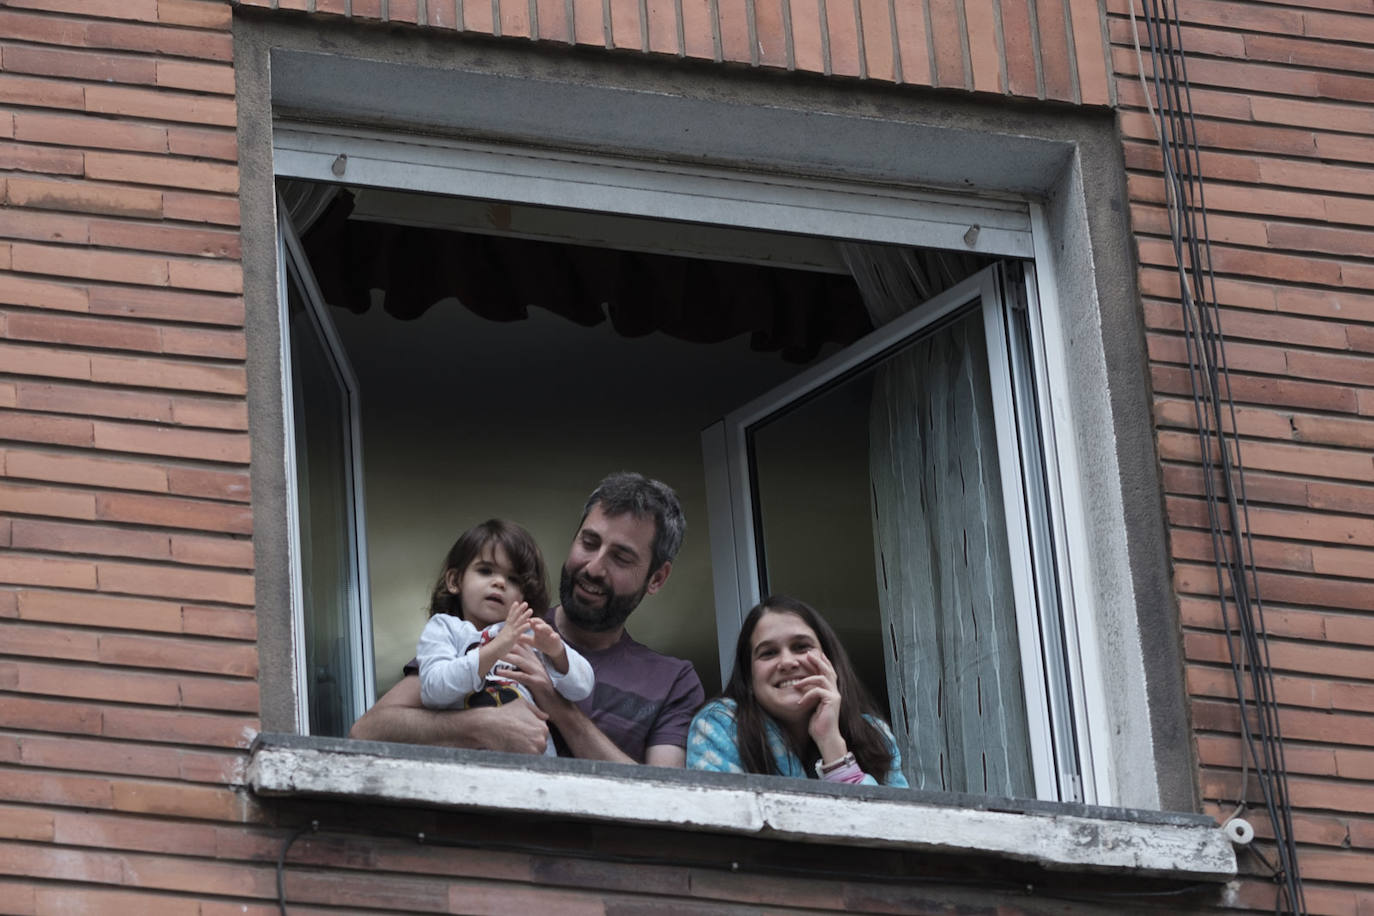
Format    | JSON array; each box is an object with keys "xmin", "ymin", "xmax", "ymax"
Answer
[
  {"xmin": 287, "ymin": 266, "xmax": 359, "ymax": 738},
  {"xmin": 749, "ymin": 305, "xmax": 1034, "ymax": 796},
  {"xmin": 749, "ymin": 366, "xmax": 890, "ymax": 713}
]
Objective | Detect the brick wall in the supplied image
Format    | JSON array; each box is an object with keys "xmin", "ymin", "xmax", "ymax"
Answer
[
  {"xmin": 236, "ymin": 0, "xmax": 1113, "ymax": 104},
  {"xmin": 1106, "ymin": 0, "xmax": 1374, "ymax": 912},
  {"xmin": 0, "ymin": 0, "xmax": 264, "ymax": 911},
  {"xmin": 1, "ymin": 0, "xmax": 1372, "ymax": 912}
]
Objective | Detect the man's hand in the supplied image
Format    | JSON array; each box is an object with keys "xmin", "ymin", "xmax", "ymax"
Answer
[
  {"xmin": 488, "ymin": 698, "xmax": 552, "ymax": 755},
  {"xmin": 348, "ymin": 675, "xmax": 549, "ymax": 754},
  {"xmin": 500, "ymin": 643, "xmax": 560, "ymax": 708},
  {"xmin": 501, "ymin": 648, "xmax": 639, "ymax": 764}
]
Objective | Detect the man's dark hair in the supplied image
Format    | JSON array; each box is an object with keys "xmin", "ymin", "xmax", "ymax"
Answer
[{"xmin": 581, "ymin": 472, "xmax": 686, "ymax": 573}]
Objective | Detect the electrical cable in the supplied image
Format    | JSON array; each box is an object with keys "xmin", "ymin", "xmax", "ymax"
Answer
[
  {"xmin": 1126, "ymin": 1, "xmax": 1306, "ymax": 912},
  {"xmin": 276, "ymin": 820, "xmax": 317, "ymax": 916},
  {"xmin": 1146, "ymin": 4, "xmax": 1303, "ymax": 908}
]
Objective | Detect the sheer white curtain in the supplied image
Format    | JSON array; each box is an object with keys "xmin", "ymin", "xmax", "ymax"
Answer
[
  {"xmin": 840, "ymin": 244, "xmax": 1034, "ymax": 797},
  {"xmin": 279, "ymin": 179, "xmax": 339, "ymax": 236}
]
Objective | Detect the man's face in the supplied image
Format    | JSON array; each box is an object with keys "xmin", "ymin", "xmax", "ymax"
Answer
[{"xmin": 560, "ymin": 504, "xmax": 670, "ymax": 633}]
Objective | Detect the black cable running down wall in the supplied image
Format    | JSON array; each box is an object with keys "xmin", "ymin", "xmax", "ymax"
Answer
[{"xmin": 1127, "ymin": 1, "xmax": 1305, "ymax": 912}]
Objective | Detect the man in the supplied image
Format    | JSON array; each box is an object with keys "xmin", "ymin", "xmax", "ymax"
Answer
[{"xmin": 349, "ymin": 472, "xmax": 704, "ymax": 766}]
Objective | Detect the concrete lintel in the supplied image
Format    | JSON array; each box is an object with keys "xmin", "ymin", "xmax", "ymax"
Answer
[{"xmin": 248, "ymin": 743, "xmax": 1236, "ymax": 880}]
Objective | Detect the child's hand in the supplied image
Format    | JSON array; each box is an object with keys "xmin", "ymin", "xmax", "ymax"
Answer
[
  {"xmin": 528, "ymin": 617, "xmax": 562, "ymax": 655},
  {"xmin": 489, "ymin": 601, "xmax": 534, "ymax": 654},
  {"xmin": 506, "ymin": 600, "xmax": 533, "ymax": 631},
  {"xmin": 529, "ymin": 618, "xmax": 569, "ymax": 674},
  {"xmin": 475, "ymin": 601, "xmax": 534, "ymax": 682}
]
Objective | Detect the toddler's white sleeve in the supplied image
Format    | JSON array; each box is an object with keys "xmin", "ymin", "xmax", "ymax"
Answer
[
  {"xmin": 416, "ymin": 616, "xmax": 484, "ymax": 709},
  {"xmin": 547, "ymin": 644, "xmax": 594, "ymax": 703}
]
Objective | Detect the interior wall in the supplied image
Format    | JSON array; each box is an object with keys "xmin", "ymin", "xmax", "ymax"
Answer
[{"xmin": 331, "ymin": 291, "xmax": 836, "ymax": 696}]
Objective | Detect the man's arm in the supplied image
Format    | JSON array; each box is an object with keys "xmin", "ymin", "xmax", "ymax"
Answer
[
  {"xmin": 544, "ymin": 695, "xmax": 638, "ymax": 764},
  {"xmin": 502, "ymin": 645, "xmax": 692, "ymax": 766},
  {"xmin": 348, "ymin": 674, "xmax": 550, "ymax": 755},
  {"xmin": 548, "ymin": 704, "xmax": 686, "ymax": 766},
  {"xmin": 644, "ymin": 745, "xmax": 686, "ymax": 767},
  {"xmin": 500, "ymin": 644, "xmax": 637, "ymax": 764}
]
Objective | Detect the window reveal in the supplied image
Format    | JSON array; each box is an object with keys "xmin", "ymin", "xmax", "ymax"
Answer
[{"xmin": 274, "ymin": 177, "xmax": 1088, "ymax": 803}]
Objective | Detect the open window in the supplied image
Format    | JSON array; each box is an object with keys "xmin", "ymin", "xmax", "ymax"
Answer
[
  {"xmin": 703, "ymin": 263, "xmax": 1083, "ymax": 801},
  {"xmin": 258, "ymin": 92, "xmax": 1170, "ymax": 807},
  {"xmin": 277, "ymin": 196, "xmax": 376, "ymax": 735},
  {"xmin": 273, "ymin": 186, "xmax": 1094, "ymax": 805}
]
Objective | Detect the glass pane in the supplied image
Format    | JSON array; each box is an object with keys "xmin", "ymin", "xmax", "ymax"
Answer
[
  {"xmin": 287, "ymin": 264, "xmax": 358, "ymax": 737},
  {"xmin": 750, "ymin": 368, "xmax": 890, "ymax": 714},
  {"xmin": 749, "ymin": 305, "xmax": 1034, "ymax": 796}
]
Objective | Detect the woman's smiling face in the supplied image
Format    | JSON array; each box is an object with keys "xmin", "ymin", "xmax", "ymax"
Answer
[{"xmin": 749, "ymin": 610, "xmax": 825, "ymax": 730}]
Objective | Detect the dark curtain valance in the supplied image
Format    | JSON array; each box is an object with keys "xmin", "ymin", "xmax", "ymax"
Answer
[{"xmin": 301, "ymin": 193, "xmax": 873, "ymax": 363}]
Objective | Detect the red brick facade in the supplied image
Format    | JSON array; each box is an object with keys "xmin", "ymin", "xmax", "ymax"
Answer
[{"xmin": 0, "ymin": 0, "xmax": 1370, "ymax": 912}]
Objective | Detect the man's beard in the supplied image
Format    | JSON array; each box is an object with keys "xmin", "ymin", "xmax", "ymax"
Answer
[{"xmin": 559, "ymin": 565, "xmax": 646, "ymax": 634}]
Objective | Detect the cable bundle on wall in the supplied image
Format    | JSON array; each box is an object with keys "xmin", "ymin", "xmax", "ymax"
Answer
[{"xmin": 1126, "ymin": 1, "xmax": 1306, "ymax": 912}]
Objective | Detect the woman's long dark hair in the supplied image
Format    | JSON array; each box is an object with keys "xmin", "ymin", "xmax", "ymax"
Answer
[{"xmin": 721, "ymin": 595, "xmax": 893, "ymax": 783}]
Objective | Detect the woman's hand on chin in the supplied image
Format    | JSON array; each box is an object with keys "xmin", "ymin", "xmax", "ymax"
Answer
[{"xmin": 797, "ymin": 651, "xmax": 848, "ymax": 762}]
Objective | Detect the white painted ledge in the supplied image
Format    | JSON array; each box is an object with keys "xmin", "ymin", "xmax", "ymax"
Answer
[{"xmin": 248, "ymin": 738, "xmax": 1235, "ymax": 880}]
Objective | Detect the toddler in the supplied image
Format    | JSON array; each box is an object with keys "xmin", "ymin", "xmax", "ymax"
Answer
[{"xmin": 416, "ymin": 519, "xmax": 593, "ymax": 755}]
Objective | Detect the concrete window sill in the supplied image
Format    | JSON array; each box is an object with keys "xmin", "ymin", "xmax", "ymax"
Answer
[{"xmin": 247, "ymin": 734, "xmax": 1236, "ymax": 880}]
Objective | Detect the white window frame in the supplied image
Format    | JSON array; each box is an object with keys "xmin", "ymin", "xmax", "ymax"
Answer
[
  {"xmin": 271, "ymin": 121, "xmax": 1108, "ymax": 803},
  {"xmin": 276, "ymin": 198, "xmax": 377, "ymax": 734}
]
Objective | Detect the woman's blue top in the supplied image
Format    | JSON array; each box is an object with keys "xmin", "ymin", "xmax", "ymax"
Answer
[{"xmin": 687, "ymin": 698, "xmax": 909, "ymax": 788}]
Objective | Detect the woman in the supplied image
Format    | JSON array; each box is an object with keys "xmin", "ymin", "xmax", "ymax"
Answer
[{"xmin": 688, "ymin": 596, "xmax": 908, "ymax": 786}]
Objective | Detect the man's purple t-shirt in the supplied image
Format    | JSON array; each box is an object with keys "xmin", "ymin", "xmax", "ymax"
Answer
[
  {"xmin": 404, "ymin": 618, "xmax": 703, "ymax": 763},
  {"xmin": 562, "ymin": 630, "xmax": 704, "ymax": 763}
]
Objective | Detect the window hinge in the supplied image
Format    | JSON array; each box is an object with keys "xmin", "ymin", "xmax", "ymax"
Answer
[{"xmin": 1063, "ymin": 773, "xmax": 1084, "ymax": 804}]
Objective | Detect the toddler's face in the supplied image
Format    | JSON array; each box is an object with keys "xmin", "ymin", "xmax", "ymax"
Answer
[{"xmin": 451, "ymin": 545, "xmax": 524, "ymax": 627}]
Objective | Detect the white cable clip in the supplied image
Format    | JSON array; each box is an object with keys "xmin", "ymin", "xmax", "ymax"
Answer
[{"xmin": 1223, "ymin": 817, "xmax": 1254, "ymax": 846}]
